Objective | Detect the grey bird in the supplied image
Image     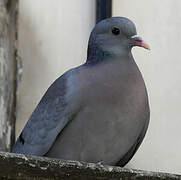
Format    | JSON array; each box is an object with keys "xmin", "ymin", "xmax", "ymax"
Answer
[{"xmin": 12, "ymin": 17, "xmax": 150, "ymax": 167}]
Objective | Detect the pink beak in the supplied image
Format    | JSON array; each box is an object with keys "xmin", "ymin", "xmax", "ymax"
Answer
[{"xmin": 131, "ymin": 35, "xmax": 150, "ymax": 50}]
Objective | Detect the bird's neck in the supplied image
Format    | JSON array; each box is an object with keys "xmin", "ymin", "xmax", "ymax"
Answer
[
  {"xmin": 86, "ymin": 44, "xmax": 111, "ymax": 65},
  {"xmin": 86, "ymin": 44, "xmax": 132, "ymax": 65}
]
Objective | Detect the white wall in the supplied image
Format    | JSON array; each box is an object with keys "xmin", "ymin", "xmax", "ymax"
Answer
[
  {"xmin": 113, "ymin": 0, "xmax": 181, "ymax": 174},
  {"xmin": 17, "ymin": 0, "xmax": 181, "ymax": 175},
  {"xmin": 17, "ymin": 0, "xmax": 95, "ymax": 134}
]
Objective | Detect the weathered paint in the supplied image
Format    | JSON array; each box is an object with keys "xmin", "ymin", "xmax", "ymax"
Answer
[
  {"xmin": 0, "ymin": 152, "xmax": 180, "ymax": 180},
  {"xmin": 0, "ymin": 1, "xmax": 17, "ymax": 151}
]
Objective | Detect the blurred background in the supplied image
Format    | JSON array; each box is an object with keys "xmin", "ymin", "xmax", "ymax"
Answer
[{"xmin": 16, "ymin": 0, "xmax": 181, "ymax": 174}]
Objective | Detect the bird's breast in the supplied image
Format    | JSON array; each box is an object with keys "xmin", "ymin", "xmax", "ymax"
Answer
[
  {"xmin": 49, "ymin": 60, "xmax": 149, "ymax": 165},
  {"xmin": 75, "ymin": 60, "xmax": 147, "ymax": 108}
]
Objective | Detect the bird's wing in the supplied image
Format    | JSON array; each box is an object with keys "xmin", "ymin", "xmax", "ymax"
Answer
[{"xmin": 12, "ymin": 69, "xmax": 79, "ymax": 156}]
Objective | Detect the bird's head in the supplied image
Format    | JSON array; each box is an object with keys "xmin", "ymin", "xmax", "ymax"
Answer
[{"xmin": 87, "ymin": 17, "xmax": 150, "ymax": 62}]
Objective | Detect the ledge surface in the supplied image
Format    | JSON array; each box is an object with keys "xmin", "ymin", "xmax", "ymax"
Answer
[{"xmin": 0, "ymin": 152, "xmax": 180, "ymax": 180}]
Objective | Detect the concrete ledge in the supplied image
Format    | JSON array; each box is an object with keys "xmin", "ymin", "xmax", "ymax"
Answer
[{"xmin": 0, "ymin": 152, "xmax": 180, "ymax": 180}]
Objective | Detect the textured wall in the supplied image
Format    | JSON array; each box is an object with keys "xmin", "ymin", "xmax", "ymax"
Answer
[
  {"xmin": 113, "ymin": 0, "xmax": 181, "ymax": 174},
  {"xmin": 0, "ymin": 0, "xmax": 17, "ymax": 151}
]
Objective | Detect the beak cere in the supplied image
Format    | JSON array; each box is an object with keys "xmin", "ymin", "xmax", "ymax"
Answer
[{"xmin": 131, "ymin": 35, "xmax": 150, "ymax": 50}]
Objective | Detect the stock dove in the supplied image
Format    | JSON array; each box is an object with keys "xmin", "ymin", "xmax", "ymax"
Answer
[{"xmin": 12, "ymin": 17, "xmax": 150, "ymax": 167}]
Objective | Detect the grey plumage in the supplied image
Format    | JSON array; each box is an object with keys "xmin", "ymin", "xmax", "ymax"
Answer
[{"xmin": 12, "ymin": 17, "xmax": 150, "ymax": 167}]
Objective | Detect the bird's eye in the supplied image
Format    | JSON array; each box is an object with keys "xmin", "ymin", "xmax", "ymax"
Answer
[{"xmin": 112, "ymin": 27, "xmax": 120, "ymax": 35}]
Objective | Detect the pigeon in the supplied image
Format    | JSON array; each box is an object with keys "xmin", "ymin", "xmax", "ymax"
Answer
[{"xmin": 12, "ymin": 17, "xmax": 150, "ymax": 167}]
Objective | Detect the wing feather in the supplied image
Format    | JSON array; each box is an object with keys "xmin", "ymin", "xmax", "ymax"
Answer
[{"xmin": 12, "ymin": 69, "xmax": 78, "ymax": 155}]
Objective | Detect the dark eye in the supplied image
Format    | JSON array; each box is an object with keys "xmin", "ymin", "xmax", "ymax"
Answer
[{"xmin": 112, "ymin": 27, "xmax": 120, "ymax": 35}]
